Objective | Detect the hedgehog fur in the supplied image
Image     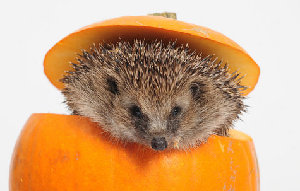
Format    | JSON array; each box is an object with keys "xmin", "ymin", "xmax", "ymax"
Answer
[{"xmin": 61, "ymin": 40, "xmax": 246, "ymax": 151}]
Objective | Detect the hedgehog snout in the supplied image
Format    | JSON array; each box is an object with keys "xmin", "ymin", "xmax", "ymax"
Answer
[{"xmin": 151, "ymin": 137, "xmax": 167, "ymax": 151}]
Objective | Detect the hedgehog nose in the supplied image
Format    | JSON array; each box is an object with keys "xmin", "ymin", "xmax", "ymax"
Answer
[{"xmin": 151, "ymin": 137, "xmax": 167, "ymax": 150}]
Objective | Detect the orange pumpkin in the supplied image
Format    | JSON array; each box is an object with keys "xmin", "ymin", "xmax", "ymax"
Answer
[
  {"xmin": 10, "ymin": 15, "xmax": 260, "ymax": 191},
  {"xmin": 10, "ymin": 114, "xmax": 259, "ymax": 191},
  {"xmin": 44, "ymin": 15, "xmax": 260, "ymax": 95}
]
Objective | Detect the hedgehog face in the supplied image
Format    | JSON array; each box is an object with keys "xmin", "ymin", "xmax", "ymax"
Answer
[
  {"xmin": 119, "ymin": 85, "xmax": 194, "ymax": 150},
  {"xmin": 61, "ymin": 40, "xmax": 245, "ymax": 151}
]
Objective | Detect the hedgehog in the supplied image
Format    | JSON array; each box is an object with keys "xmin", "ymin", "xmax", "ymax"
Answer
[{"xmin": 60, "ymin": 40, "xmax": 246, "ymax": 151}]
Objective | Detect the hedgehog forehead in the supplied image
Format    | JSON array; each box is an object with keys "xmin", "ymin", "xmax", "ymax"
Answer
[
  {"xmin": 113, "ymin": 42, "xmax": 197, "ymax": 96},
  {"xmin": 120, "ymin": 61, "xmax": 192, "ymax": 97}
]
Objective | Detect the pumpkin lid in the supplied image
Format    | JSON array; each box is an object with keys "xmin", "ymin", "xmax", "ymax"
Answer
[{"xmin": 44, "ymin": 15, "xmax": 260, "ymax": 95}]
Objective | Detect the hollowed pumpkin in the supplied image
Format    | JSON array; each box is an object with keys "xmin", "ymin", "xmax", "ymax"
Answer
[{"xmin": 10, "ymin": 114, "xmax": 259, "ymax": 191}]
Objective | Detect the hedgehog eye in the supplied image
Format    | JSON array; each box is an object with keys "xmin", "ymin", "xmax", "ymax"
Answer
[
  {"xmin": 107, "ymin": 77, "xmax": 119, "ymax": 95},
  {"xmin": 190, "ymin": 84, "xmax": 199, "ymax": 96},
  {"xmin": 129, "ymin": 105, "xmax": 143, "ymax": 118},
  {"xmin": 171, "ymin": 106, "xmax": 182, "ymax": 117},
  {"xmin": 190, "ymin": 82, "xmax": 205, "ymax": 99}
]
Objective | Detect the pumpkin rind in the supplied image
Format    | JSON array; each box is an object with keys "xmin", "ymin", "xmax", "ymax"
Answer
[
  {"xmin": 10, "ymin": 113, "xmax": 259, "ymax": 191},
  {"xmin": 44, "ymin": 16, "xmax": 260, "ymax": 95}
]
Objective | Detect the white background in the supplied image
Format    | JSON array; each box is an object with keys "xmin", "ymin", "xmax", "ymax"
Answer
[{"xmin": 1, "ymin": 0, "xmax": 300, "ymax": 190}]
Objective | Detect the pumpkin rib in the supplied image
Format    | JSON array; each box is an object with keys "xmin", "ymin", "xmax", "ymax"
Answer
[{"xmin": 43, "ymin": 16, "xmax": 260, "ymax": 95}]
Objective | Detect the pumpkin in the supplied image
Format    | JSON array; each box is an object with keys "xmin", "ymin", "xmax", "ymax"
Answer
[
  {"xmin": 10, "ymin": 114, "xmax": 259, "ymax": 191},
  {"xmin": 10, "ymin": 14, "xmax": 260, "ymax": 191},
  {"xmin": 44, "ymin": 15, "xmax": 260, "ymax": 95}
]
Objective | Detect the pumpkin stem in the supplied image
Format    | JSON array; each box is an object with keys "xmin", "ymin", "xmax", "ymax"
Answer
[{"xmin": 148, "ymin": 12, "xmax": 177, "ymax": 20}]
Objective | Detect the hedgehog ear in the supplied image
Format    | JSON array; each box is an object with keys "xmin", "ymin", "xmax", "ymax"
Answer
[
  {"xmin": 106, "ymin": 77, "xmax": 119, "ymax": 95},
  {"xmin": 190, "ymin": 81, "xmax": 206, "ymax": 100}
]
